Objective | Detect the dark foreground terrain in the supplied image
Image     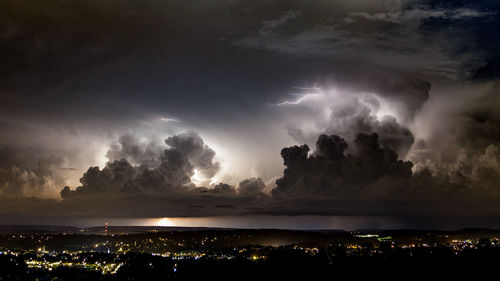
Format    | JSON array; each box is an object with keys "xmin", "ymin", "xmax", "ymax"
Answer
[{"xmin": 1, "ymin": 226, "xmax": 499, "ymax": 280}]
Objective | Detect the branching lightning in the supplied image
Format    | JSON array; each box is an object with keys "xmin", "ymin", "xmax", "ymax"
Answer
[
  {"xmin": 277, "ymin": 94, "xmax": 315, "ymax": 106},
  {"xmin": 276, "ymin": 83, "xmax": 322, "ymax": 106}
]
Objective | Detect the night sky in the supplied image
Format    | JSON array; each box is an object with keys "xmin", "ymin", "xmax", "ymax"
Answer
[{"xmin": 1, "ymin": 0, "xmax": 500, "ymax": 229}]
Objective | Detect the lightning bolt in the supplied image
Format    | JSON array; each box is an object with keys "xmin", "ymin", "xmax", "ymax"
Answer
[
  {"xmin": 277, "ymin": 94, "xmax": 315, "ymax": 106},
  {"xmin": 275, "ymin": 83, "xmax": 322, "ymax": 106}
]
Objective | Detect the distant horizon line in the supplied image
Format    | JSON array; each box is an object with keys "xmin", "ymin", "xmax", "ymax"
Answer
[{"xmin": 0, "ymin": 224, "xmax": 498, "ymax": 233}]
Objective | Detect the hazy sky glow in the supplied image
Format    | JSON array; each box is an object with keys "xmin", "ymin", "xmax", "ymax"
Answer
[
  {"xmin": 86, "ymin": 216, "xmax": 401, "ymax": 231},
  {"xmin": 1, "ymin": 0, "xmax": 500, "ymax": 229}
]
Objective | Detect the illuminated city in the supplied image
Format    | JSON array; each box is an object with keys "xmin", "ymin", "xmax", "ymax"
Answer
[{"xmin": 1, "ymin": 226, "xmax": 500, "ymax": 280}]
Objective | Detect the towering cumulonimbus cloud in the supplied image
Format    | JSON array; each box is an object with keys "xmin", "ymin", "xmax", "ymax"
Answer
[
  {"xmin": 282, "ymin": 90, "xmax": 415, "ymax": 158},
  {"xmin": 123, "ymin": 148, "xmax": 194, "ymax": 193},
  {"xmin": 106, "ymin": 134, "xmax": 162, "ymax": 168},
  {"xmin": 271, "ymin": 130, "xmax": 498, "ymax": 215},
  {"xmin": 273, "ymin": 133, "xmax": 414, "ymax": 199},
  {"xmin": 165, "ymin": 132, "xmax": 220, "ymax": 179},
  {"xmin": 61, "ymin": 131, "xmax": 220, "ymax": 197},
  {"xmin": 325, "ymin": 95, "xmax": 415, "ymax": 156}
]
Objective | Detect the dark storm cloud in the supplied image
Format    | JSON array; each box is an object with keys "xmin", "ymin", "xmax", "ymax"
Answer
[
  {"xmin": 238, "ymin": 177, "xmax": 266, "ymax": 196},
  {"xmin": 232, "ymin": 1, "xmax": 498, "ymax": 125},
  {"xmin": 234, "ymin": 1, "xmax": 494, "ymax": 77},
  {"xmin": 59, "ymin": 131, "xmax": 270, "ymax": 208},
  {"xmin": 0, "ymin": 0, "xmax": 493, "ymax": 145},
  {"xmin": 285, "ymin": 93, "xmax": 415, "ymax": 157},
  {"xmin": 106, "ymin": 134, "xmax": 162, "ymax": 168},
  {"xmin": 234, "ymin": 5, "xmax": 436, "ymax": 118},
  {"xmin": 52, "ymin": 131, "xmax": 275, "ymax": 218},
  {"xmin": 327, "ymin": 97, "xmax": 415, "ymax": 156},
  {"xmin": 267, "ymin": 132, "xmax": 500, "ymax": 219},
  {"xmin": 1, "ymin": 0, "xmax": 495, "ymax": 124},
  {"xmin": 3, "ymin": 131, "xmax": 500, "ymax": 222},
  {"xmin": 61, "ymin": 131, "xmax": 219, "ymax": 197},
  {"xmin": 165, "ymin": 132, "xmax": 220, "ymax": 179},
  {"xmin": 47, "ymin": 83, "xmax": 500, "ymax": 220},
  {"xmin": 0, "ymin": 0, "xmax": 500, "ymax": 227},
  {"xmin": 272, "ymin": 133, "xmax": 413, "ymax": 199}
]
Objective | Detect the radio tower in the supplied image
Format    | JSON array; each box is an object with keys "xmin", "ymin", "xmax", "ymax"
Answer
[{"xmin": 104, "ymin": 222, "xmax": 109, "ymax": 234}]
